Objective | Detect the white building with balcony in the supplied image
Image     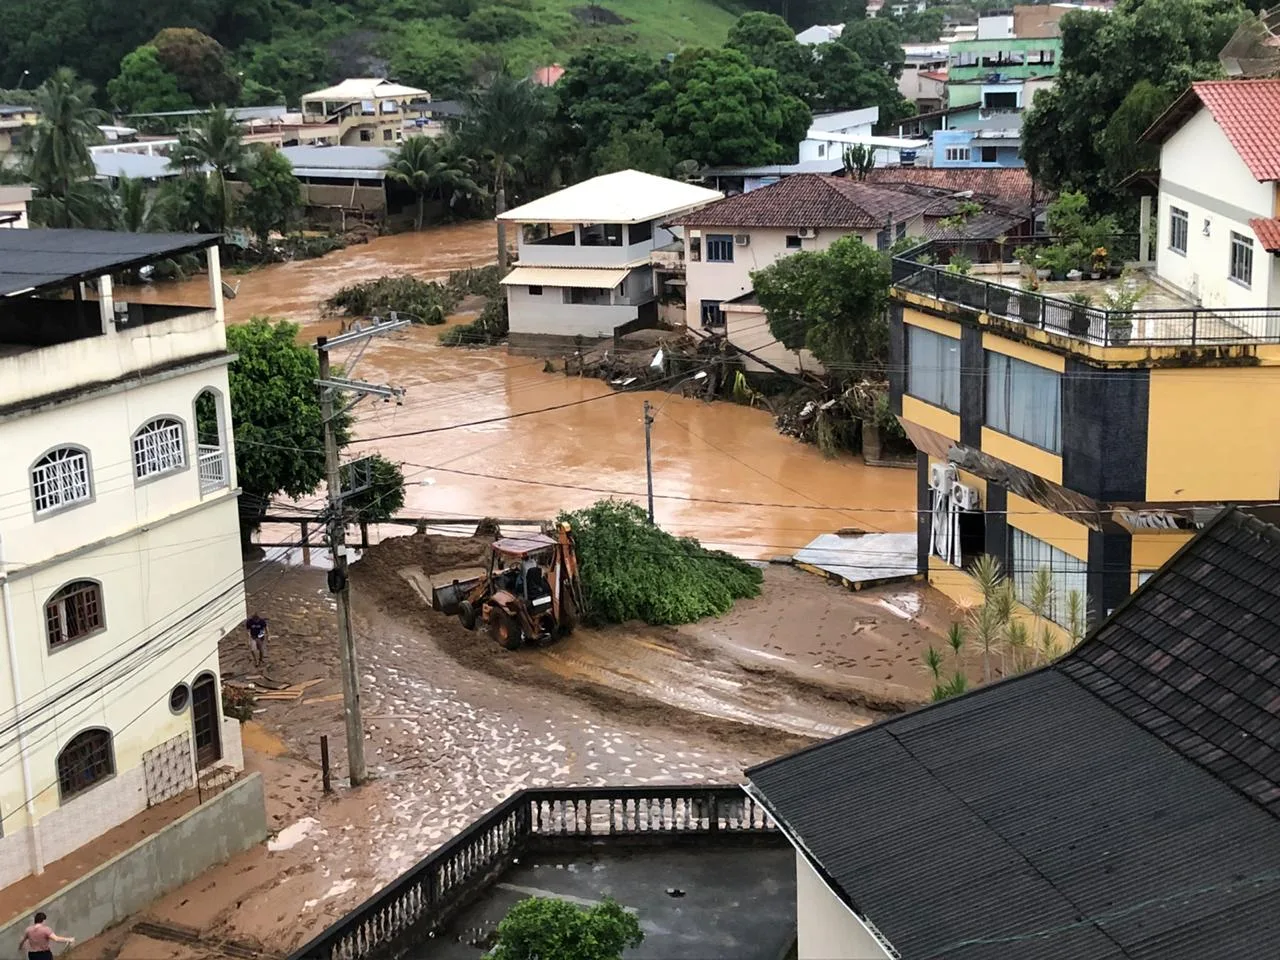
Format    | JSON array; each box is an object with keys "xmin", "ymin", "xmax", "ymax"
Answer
[
  {"xmin": 0, "ymin": 230, "xmax": 244, "ymax": 888},
  {"xmin": 497, "ymin": 169, "xmax": 722, "ymax": 353}
]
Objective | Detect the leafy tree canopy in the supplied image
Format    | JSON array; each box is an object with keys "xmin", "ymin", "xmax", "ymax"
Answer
[
  {"xmin": 752, "ymin": 234, "xmax": 890, "ymax": 368},
  {"xmin": 592, "ymin": 121, "xmax": 675, "ymax": 177},
  {"xmin": 653, "ymin": 47, "xmax": 811, "ymax": 167},
  {"xmin": 554, "ymin": 47, "xmax": 665, "ymax": 173},
  {"xmin": 815, "ymin": 41, "xmax": 913, "ymax": 121},
  {"xmin": 836, "ymin": 17, "xmax": 906, "ymax": 79},
  {"xmin": 388, "ymin": 24, "xmax": 477, "ymax": 100},
  {"xmin": 1022, "ymin": 0, "xmax": 1249, "ymax": 212},
  {"xmin": 108, "ymin": 45, "xmax": 193, "ymax": 114},
  {"xmin": 488, "ymin": 896, "xmax": 643, "ymax": 960},
  {"xmin": 152, "ymin": 27, "xmax": 242, "ymax": 105},
  {"xmin": 240, "ymin": 148, "xmax": 301, "ymax": 243},
  {"xmin": 726, "ymin": 12, "xmax": 816, "ymax": 103},
  {"xmin": 341, "ymin": 454, "xmax": 406, "ymax": 523}
]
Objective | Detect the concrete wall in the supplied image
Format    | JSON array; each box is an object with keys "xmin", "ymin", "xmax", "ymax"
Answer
[
  {"xmin": 795, "ymin": 851, "xmax": 893, "ymax": 960},
  {"xmin": 1156, "ymin": 106, "xmax": 1278, "ymax": 311},
  {"xmin": 0, "ymin": 773, "xmax": 266, "ymax": 944},
  {"xmin": 505, "ymin": 285, "xmax": 639, "ymax": 338}
]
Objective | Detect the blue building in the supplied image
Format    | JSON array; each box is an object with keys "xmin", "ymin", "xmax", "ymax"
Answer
[{"xmin": 930, "ymin": 127, "xmax": 1024, "ymax": 169}]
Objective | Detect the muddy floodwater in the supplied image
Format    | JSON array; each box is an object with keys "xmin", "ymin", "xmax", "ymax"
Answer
[{"xmin": 147, "ymin": 222, "xmax": 916, "ymax": 555}]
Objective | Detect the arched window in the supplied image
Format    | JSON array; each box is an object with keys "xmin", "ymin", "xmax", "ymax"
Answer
[
  {"xmin": 45, "ymin": 579, "xmax": 105, "ymax": 648},
  {"xmin": 132, "ymin": 417, "xmax": 186, "ymax": 480},
  {"xmin": 57, "ymin": 728, "xmax": 115, "ymax": 801},
  {"xmin": 31, "ymin": 446, "xmax": 93, "ymax": 515}
]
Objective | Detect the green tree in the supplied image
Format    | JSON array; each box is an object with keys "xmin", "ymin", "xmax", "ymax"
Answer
[
  {"xmin": 225, "ymin": 318, "xmax": 350, "ymax": 538},
  {"xmin": 1022, "ymin": 0, "xmax": 1248, "ymax": 212},
  {"xmin": 591, "ymin": 121, "xmax": 674, "ymax": 177},
  {"xmin": 108, "ymin": 46, "xmax": 194, "ymax": 115},
  {"xmin": 815, "ymin": 41, "xmax": 913, "ymax": 120},
  {"xmin": 241, "ymin": 148, "xmax": 301, "ymax": 243},
  {"xmin": 460, "ymin": 5, "xmax": 539, "ymax": 42},
  {"xmin": 111, "ymin": 174, "xmax": 177, "ymax": 231},
  {"xmin": 727, "ymin": 11, "xmax": 816, "ymax": 103},
  {"xmin": 653, "ymin": 47, "xmax": 811, "ymax": 167},
  {"xmin": 897, "ymin": 8, "xmax": 946, "ymax": 42},
  {"xmin": 152, "ymin": 27, "xmax": 241, "ymax": 105},
  {"xmin": 456, "ymin": 70, "xmax": 551, "ymax": 270},
  {"xmin": 752, "ymin": 234, "xmax": 891, "ymax": 368},
  {"xmin": 386, "ymin": 135, "xmax": 484, "ymax": 231},
  {"xmin": 27, "ymin": 68, "xmax": 103, "ymax": 199},
  {"xmin": 488, "ymin": 896, "xmax": 643, "ymax": 960},
  {"xmin": 1097, "ymin": 79, "xmax": 1174, "ymax": 187},
  {"xmin": 341, "ymin": 454, "xmax": 406, "ymax": 522},
  {"xmin": 554, "ymin": 47, "xmax": 664, "ymax": 176},
  {"xmin": 837, "ymin": 18, "xmax": 906, "ymax": 79},
  {"xmin": 171, "ymin": 106, "xmax": 247, "ymax": 233},
  {"xmin": 389, "ymin": 25, "xmax": 477, "ymax": 99},
  {"xmin": 238, "ymin": 34, "xmax": 335, "ymax": 107}
]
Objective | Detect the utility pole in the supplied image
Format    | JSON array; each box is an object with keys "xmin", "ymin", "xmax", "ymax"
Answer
[
  {"xmin": 643, "ymin": 400, "xmax": 655, "ymax": 524},
  {"xmin": 315, "ymin": 317, "xmax": 408, "ymax": 787}
]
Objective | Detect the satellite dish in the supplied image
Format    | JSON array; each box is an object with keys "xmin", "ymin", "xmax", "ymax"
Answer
[
  {"xmin": 1220, "ymin": 4, "xmax": 1280, "ymax": 77},
  {"xmin": 222, "ymin": 279, "xmax": 240, "ymax": 300}
]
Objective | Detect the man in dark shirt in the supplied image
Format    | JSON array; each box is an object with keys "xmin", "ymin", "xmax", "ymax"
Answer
[{"xmin": 245, "ymin": 614, "xmax": 268, "ymax": 666}]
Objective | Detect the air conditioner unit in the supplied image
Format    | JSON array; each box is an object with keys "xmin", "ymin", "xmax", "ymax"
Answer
[
  {"xmin": 951, "ymin": 481, "xmax": 981, "ymax": 511},
  {"xmin": 734, "ymin": 233, "xmax": 751, "ymax": 246},
  {"xmin": 797, "ymin": 227, "xmax": 818, "ymax": 239},
  {"xmin": 928, "ymin": 462, "xmax": 955, "ymax": 490}
]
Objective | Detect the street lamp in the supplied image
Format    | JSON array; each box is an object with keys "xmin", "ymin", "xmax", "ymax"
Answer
[
  {"xmin": 642, "ymin": 370, "xmax": 708, "ymax": 524},
  {"xmin": 15, "ymin": 70, "xmax": 30, "ymax": 89}
]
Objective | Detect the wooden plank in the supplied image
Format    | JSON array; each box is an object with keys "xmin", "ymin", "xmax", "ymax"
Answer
[
  {"xmin": 303, "ymin": 693, "xmax": 345, "ymax": 705},
  {"xmin": 283, "ymin": 678, "xmax": 325, "ymax": 693}
]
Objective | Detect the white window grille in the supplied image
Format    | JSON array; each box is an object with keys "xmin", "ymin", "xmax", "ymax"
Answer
[
  {"xmin": 133, "ymin": 418, "xmax": 186, "ymax": 480},
  {"xmin": 31, "ymin": 447, "xmax": 92, "ymax": 514}
]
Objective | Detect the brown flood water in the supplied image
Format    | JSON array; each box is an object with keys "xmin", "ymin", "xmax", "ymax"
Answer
[{"xmin": 141, "ymin": 222, "xmax": 916, "ymax": 557}]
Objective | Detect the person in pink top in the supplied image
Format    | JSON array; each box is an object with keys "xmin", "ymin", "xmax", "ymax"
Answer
[{"xmin": 18, "ymin": 912, "xmax": 73, "ymax": 960}]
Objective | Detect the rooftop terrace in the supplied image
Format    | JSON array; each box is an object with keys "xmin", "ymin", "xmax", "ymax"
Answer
[
  {"xmin": 892, "ymin": 237, "xmax": 1280, "ymax": 347},
  {"xmin": 288, "ymin": 785, "xmax": 793, "ymax": 960}
]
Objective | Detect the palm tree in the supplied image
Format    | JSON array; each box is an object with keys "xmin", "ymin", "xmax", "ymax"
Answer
[
  {"xmin": 112, "ymin": 175, "xmax": 176, "ymax": 232},
  {"xmin": 170, "ymin": 107, "xmax": 247, "ymax": 234},
  {"xmin": 386, "ymin": 135, "xmax": 484, "ymax": 231},
  {"xmin": 457, "ymin": 71, "xmax": 550, "ymax": 270},
  {"xmin": 27, "ymin": 68, "xmax": 105, "ymax": 200}
]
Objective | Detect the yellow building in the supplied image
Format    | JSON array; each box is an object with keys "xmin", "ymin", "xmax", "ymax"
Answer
[
  {"xmin": 299, "ymin": 78, "xmax": 429, "ymax": 146},
  {"xmin": 0, "ymin": 103, "xmax": 38, "ymax": 157},
  {"xmin": 889, "ymin": 79, "xmax": 1280, "ymax": 628}
]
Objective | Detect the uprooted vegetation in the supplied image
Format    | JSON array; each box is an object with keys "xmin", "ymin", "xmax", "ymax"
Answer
[
  {"xmin": 323, "ymin": 266, "xmax": 502, "ymax": 326},
  {"xmin": 560, "ymin": 500, "xmax": 762, "ymax": 626}
]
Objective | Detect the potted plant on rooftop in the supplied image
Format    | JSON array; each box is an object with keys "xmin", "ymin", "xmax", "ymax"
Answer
[
  {"xmin": 1066, "ymin": 292, "xmax": 1093, "ymax": 337},
  {"xmin": 1040, "ymin": 244, "xmax": 1073, "ymax": 282},
  {"xmin": 1100, "ymin": 269, "xmax": 1149, "ymax": 345},
  {"xmin": 941, "ymin": 253, "xmax": 972, "ymax": 301},
  {"xmin": 1018, "ymin": 276, "xmax": 1041, "ymax": 325}
]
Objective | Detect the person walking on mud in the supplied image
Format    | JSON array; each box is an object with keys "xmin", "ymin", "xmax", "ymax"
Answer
[
  {"xmin": 18, "ymin": 912, "xmax": 73, "ymax": 960},
  {"xmin": 245, "ymin": 613, "xmax": 269, "ymax": 667}
]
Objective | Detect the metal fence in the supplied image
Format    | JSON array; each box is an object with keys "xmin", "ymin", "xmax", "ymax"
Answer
[
  {"xmin": 288, "ymin": 785, "xmax": 776, "ymax": 960},
  {"xmin": 891, "ymin": 238, "xmax": 1280, "ymax": 348}
]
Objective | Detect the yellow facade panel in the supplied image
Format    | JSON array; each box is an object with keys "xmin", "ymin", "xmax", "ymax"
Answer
[
  {"xmin": 1146, "ymin": 367, "xmax": 1280, "ymax": 501},
  {"xmin": 902, "ymin": 395, "xmax": 960, "ymax": 441},
  {"xmin": 981, "ymin": 427, "xmax": 1063, "ymax": 485},
  {"xmin": 981, "ymin": 332, "xmax": 1066, "ymax": 372},
  {"xmin": 903, "ymin": 309, "xmax": 963, "ymax": 339},
  {"xmin": 1130, "ymin": 530, "xmax": 1195, "ymax": 593},
  {"xmin": 1006, "ymin": 492, "xmax": 1089, "ymax": 560}
]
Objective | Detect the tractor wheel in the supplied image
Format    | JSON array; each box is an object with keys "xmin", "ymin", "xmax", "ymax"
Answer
[
  {"xmin": 489, "ymin": 609, "xmax": 522, "ymax": 650},
  {"xmin": 457, "ymin": 600, "xmax": 477, "ymax": 631}
]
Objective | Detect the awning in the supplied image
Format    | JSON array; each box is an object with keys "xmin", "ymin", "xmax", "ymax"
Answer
[
  {"xmin": 500, "ymin": 266, "xmax": 631, "ymax": 289},
  {"xmin": 1249, "ymin": 217, "xmax": 1280, "ymax": 253}
]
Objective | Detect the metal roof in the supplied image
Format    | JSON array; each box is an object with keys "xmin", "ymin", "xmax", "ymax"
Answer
[
  {"xmin": 701, "ymin": 159, "xmax": 847, "ymax": 178},
  {"xmin": 302, "ymin": 79, "xmax": 427, "ymax": 102},
  {"xmin": 492, "ymin": 534, "xmax": 557, "ymax": 557},
  {"xmin": 498, "ymin": 170, "xmax": 722, "ymax": 225},
  {"xmin": 280, "ymin": 145, "xmax": 393, "ymax": 180},
  {"xmin": 92, "ymin": 152, "xmax": 181, "ymax": 180},
  {"xmin": 748, "ymin": 508, "xmax": 1280, "ymax": 960},
  {"xmin": 0, "ymin": 229, "xmax": 219, "ymax": 297},
  {"xmin": 500, "ymin": 266, "xmax": 631, "ymax": 289}
]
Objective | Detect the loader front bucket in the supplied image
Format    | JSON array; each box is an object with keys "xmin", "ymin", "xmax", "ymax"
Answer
[{"xmin": 432, "ymin": 576, "xmax": 482, "ymax": 614}]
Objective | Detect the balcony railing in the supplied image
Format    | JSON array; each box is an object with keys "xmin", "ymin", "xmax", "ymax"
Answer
[
  {"xmin": 198, "ymin": 444, "xmax": 227, "ymax": 493},
  {"xmin": 288, "ymin": 785, "xmax": 775, "ymax": 960},
  {"xmin": 892, "ymin": 238, "xmax": 1280, "ymax": 347}
]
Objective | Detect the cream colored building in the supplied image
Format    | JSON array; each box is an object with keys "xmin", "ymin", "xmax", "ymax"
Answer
[
  {"xmin": 0, "ymin": 104, "xmax": 38, "ymax": 158},
  {"xmin": 497, "ymin": 169, "xmax": 722, "ymax": 353},
  {"xmin": 0, "ymin": 185, "xmax": 31, "ymax": 228},
  {"xmin": 300, "ymin": 78, "xmax": 430, "ymax": 147},
  {"xmin": 0, "ymin": 230, "xmax": 244, "ymax": 888}
]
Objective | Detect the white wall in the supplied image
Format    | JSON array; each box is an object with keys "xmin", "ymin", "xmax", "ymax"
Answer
[
  {"xmin": 505, "ymin": 285, "xmax": 638, "ymax": 338},
  {"xmin": 796, "ymin": 851, "xmax": 894, "ymax": 960},
  {"xmin": 1156, "ymin": 107, "xmax": 1277, "ymax": 312},
  {"xmin": 514, "ymin": 223, "xmax": 678, "ymax": 268}
]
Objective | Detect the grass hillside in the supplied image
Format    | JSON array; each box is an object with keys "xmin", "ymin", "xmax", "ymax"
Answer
[{"xmin": 546, "ymin": 0, "xmax": 743, "ymax": 55}]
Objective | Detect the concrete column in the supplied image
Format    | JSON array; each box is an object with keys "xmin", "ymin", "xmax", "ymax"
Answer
[
  {"xmin": 207, "ymin": 244, "xmax": 225, "ymax": 330},
  {"xmin": 97, "ymin": 273, "xmax": 114, "ymax": 332},
  {"xmin": 1139, "ymin": 195, "xmax": 1153, "ymax": 263}
]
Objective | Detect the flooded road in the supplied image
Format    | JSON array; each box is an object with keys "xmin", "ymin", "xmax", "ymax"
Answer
[{"xmin": 148, "ymin": 221, "xmax": 916, "ymax": 556}]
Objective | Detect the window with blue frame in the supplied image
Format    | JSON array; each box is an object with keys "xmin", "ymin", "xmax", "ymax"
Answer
[{"xmin": 705, "ymin": 235, "xmax": 734, "ymax": 263}]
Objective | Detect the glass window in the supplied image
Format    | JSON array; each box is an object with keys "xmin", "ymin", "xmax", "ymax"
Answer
[
  {"xmin": 359, "ymin": 129, "xmax": 372, "ymax": 142},
  {"xmin": 628, "ymin": 220, "xmax": 653, "ymax": 244},
  {"xmin": 986, "ymin": 351, "xmax": 1061, "ymax": 452},
  {"xmin": 700, "ymin": 300, "xmax": 724, "ymax": 328},
  {"xmin": 1169, "ymin": 206, "xmax": 1188, "ymax": 255},
  {"xmin": 57, "ymin": 729, "xmax": 115, "ymax": 801},
  {"xmin": 1011, "ymin": 529, "xmax": 1088, "ymax": 626},
  {"xmin": 528, "ymin": 285, "xmax": 543, "ymax": 296},
  {"xmin": 981, "ymin": 146, "xmax": 998, "ymax": 163},
  {"xmin": 132, "ymin": 417, "xmax": 186, "ymax": 480},
  {"xmin": 382, "ymin": 128, "xmax": 393, "ymax": 141},
  {"xmin": 568, "ymin": 287, "xmax": 612, "ymax": 305},
  {"xmin": 45, "ymin": 580, "xmax": 104, "ymax": 647},
  {"xmin": 31, "ymin": 447, "xmax": 92, "ymax": 514},
  {"xmin": 786, "ymin": 235, "xmax": 802, "ymax": 249},
  {"xmin": 945, "ymin": 147, "xmax": 971, "ymax": 162},
  {"xmin": 705, "ymin": 235, "xmax": 734, "ymax": 263},
  {"xmin": 1230, "ymin": 231, "xmax": 1253, "ymax": 287},
  {"xmin": 908, "ymin": 326, "xmax": 961, "ymax": 412}
]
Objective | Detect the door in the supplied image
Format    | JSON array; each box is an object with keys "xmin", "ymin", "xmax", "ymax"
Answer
[{"xmin": 192, "ymin": 673, "xmax": 223, "ymax": 769}]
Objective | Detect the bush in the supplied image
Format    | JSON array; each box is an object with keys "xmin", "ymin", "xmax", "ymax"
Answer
[
  {"xmin": 488, "ymin": 896, "xmax": 643, "ymax": 960},
  {"xmin": 444, "ymin": 264, "xmax": 503, "ymax": 300},
  {"xmin": 439, "ymin": 295, "xmax": 509, "ymax": 346},
  {"xmin": 559, "ymin": 500, "xmax": 763, "ymax": 625},
  {"xmin": 324, "ymin": 274, "xmax": 460, "ymax": 324}
]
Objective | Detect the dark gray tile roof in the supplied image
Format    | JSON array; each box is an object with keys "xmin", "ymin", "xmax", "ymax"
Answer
[
  {"xmin": 748, "ymin": 508, "xmax": 1280, "ymax": 960},
  {"xmin": 0, "ymin": 229, "xmax": 219, "ymax": 297}
]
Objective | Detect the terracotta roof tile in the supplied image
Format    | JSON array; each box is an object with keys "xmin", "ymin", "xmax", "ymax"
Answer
[
  {"xmin": 863, "ymin": 166, "xmax": 1044, "ymax": 209},
  {"xmin": 1149, "ymin": 80, "xmax": 1280, "ymax": 182},
  {"xmin": 675, "ymin": 174, "xmax": 937, "ymax": 229},
  {"xmin": 1250, "ymin": 217, "xmax": 1280, "ymax": 253}
]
